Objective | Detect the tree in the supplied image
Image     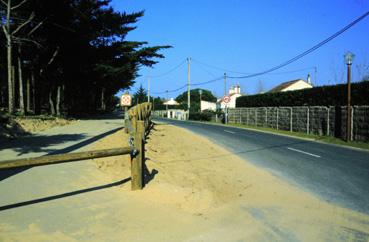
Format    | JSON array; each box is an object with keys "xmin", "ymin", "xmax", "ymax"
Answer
[
  {"xmin": 1, "ymin": 0, "xmax": 35, "ymax": 114},
  {"xmin": 151, "ymin": 96, "xmax": 165, "ymax": 110},
  {"xmin": 175, "ymin": 88, "xmax": 217, "ymax": 112},
  {"xmin": 0, "ymin": 0, "xmax": 171, "ymax": 116},
  {"xmin": 132, "ymin": 84, "xmax": 147, "ymax": 105}
]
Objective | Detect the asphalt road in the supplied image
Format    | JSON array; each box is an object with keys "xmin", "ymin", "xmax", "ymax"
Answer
[{"xmin": 156, "ymin": 118, "xmax": 369, "ymax": 215}]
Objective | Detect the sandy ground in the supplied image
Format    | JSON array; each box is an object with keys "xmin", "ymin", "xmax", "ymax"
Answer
[
  {"xmin": 0, "ymin": 116, "xmax": 75, "ymax": 140},
  {"xmin": 14, "ymin": 117, "xmax": 75, "ymax": 133},
  {"xmin": 1, "ymin": 123, "xmax": 369, "ymax": 241}
]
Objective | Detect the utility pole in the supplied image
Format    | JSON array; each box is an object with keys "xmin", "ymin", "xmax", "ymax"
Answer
[
  {"xmin": 166, "ymin": 90, "xmax": 168, "ymax": 111},
  {"xmin": 147, "ymin": 76, "xmax": 150, "ymax": 103},
  {"xmin": 224, "ymin": 73, "xmax": 227, "ymax": 96},
  {"xmin": 314, "ymin": 66, "xmax": 317, "ymax": 84},
  {"xmin": 187, "ymin": 57, "xmax": 191, "ymax": 111},
  {"xmin": 224, "ymin": 72, "xmax": 228, "ymax": 124}
]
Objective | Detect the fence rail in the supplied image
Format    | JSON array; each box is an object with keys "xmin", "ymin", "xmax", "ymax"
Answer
[
  {"xmin": 228, "ymin": 106, "xmax": 369, "ymax": 142},
  {"xmin": 0, "ymin": 147, "xmax": 132, "ymax": 169},
  {"xmin": 0, "ymin": 102, "xmax": 153, "ymax": 191}
]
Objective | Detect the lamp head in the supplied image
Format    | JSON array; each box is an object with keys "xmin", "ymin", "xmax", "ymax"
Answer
[{"xmin": 344, "ymin": 51, "xmax": 355, "ymax": 65}]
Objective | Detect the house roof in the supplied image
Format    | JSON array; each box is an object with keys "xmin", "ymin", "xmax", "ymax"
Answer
[
  {"xmin": 268, "ymin": 79, "xmax": 311, "ymax": 93},
  {"xmin": 163, "ymin": 98, "xmax": 179, "ymax": 105}
]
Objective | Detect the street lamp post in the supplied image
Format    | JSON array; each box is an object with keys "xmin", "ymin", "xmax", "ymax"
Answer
[{"xmin": 344, "ymin": 51, "xmax": 355, "ymax": 142}]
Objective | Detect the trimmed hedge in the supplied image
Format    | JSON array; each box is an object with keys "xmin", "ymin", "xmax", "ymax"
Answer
[
  {"xmin": 236, "ymin": 81, "xmax": 369, "ymax": 107},
  {"xmin": 189, "ymin": 110, "xmax": 213, "ymax": 121}
]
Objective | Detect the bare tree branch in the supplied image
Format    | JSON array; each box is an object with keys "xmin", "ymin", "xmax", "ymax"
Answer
[
  {"xmin": 11, "ymin": 0, "xmax": 28, "ymax": 10},
  {"xmin": 13, "ymin": 36, "xmax": 43, "ymax": 48},
  {"xmin": 0, "ymin": 0, "xmax": 7, "ymax": 6},
  {"xmin": 27, "ymin": 19, "xmax": 44, "ymax": 36},
  {"xmin": 40, "ymin": 47, "xmax": 60, "ymax": 74},
  {"xmin": 47, "ymin": 47, "xmax": 60, "ymax": 66},
  {"xmin": 12, "ymin": 12, "xmax": 34, "ymax": 35}
]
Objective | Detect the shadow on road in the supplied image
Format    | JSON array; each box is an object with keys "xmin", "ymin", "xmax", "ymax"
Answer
[
  {"xmin": 74, "ymin": 110, "xmax": 124, "ymax": 120},
  {"xmin": 0, "ymin": 177, "xmax": 131, "ymax": 211},
  {"xmin": 0, "ymin": 134, "xmax": 88, "ymax": 156},
  {"xmin": 0, "ymin": 127, "xmax": 123, "ymax": 182}
]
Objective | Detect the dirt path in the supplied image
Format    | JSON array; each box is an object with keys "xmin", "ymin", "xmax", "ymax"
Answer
[{"xmin": 1, "ymin": 123, "xmax": 369, "ymax": 241}]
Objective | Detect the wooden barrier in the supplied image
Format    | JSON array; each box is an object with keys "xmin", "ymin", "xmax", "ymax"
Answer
[
  {"xmin": 0, "ymin": 103, "xmax": 153, "ymax": 191},
  {"xmin": 0, "ymin": 147, "xmax": 132, "ymax": 169},
  {"xmin": 131, "ymin": 121, "xmax": 144, "ymax": 190},
  {"xmin": 126, "ymin": 102, "xmax": 152, "ymax": 190}
]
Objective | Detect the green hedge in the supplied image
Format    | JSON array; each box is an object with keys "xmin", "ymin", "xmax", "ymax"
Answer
[
  {"xmin": 189, "ymin": 110, "xmax": 213, "ymax": 121},
  {"xmin": 236, "ymin": 81, "xmax": 369, "ymax": 107}
]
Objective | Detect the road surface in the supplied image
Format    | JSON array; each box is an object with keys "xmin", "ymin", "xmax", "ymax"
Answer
[
  {"xmin": 0, "ymin": 113, "xmax": 124, "ymax": 209},
  {"xmin": 156, "ymin": 118, "xmax": 369, "ymax": 215}
]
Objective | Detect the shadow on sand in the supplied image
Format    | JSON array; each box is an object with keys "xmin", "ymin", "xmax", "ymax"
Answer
[
  {"xmin": 0, "ymin": 127, "xmax": 123, "ymax": 182},
  {"xmin": 0, "ymin": 178, "xmax": 131, "ymax": 211}
]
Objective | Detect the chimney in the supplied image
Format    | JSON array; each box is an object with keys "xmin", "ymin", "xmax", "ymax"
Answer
[
  {"xmin": 235, "ymin": 84, "xmax": 240, "ymax": 94},
  {"xmin": 307, "ymin": 74, "xmax": 311, "ymax": 84}
]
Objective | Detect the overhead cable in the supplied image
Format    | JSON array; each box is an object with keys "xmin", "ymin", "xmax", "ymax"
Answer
[
  {"xmin": 227, "ymin": 11, "xmax": 369, "ymax": 79},
  {"xmin": 148, "ymin": 59, "xmax": 187, "ymax": 78}
]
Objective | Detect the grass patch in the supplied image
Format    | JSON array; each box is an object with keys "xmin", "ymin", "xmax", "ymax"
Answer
[{"xmin": 226, "ymin": 123, "xmax": 369, "ymax": 151}]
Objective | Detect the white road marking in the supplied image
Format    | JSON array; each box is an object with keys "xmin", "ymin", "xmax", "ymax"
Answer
[
  {"xmin": 224, "ymin": 130, "xmax": 236, "ymax": 134},
  {"xmin": 287, "ymin": 147, "xmax": 321, "ymax": 158}
]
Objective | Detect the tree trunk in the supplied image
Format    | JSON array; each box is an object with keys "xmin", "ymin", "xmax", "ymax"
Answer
[
  {"xmin": 11, "ymin": 66, "xmax": 15, "ymax": 111},
  {"xmin": 26, "ymin": 77, "xmax": 31, "ymax": 113},
  {"xmin": 56, "ymin": 85, "xmax": 61, "ymax": 116},
  {"xmin": 7, "ymin": 41, "xmax": 14, "ymax": 114},
  {"xmin": 18, "ymin": 46, "xmax": 25, "ymax": 115},
  {"xmin": 49, "ymin": 89, "xmax": 55, "ymax": 116},
  {"xmin": 31, "ymin": 71, "xmax": 35, "ymax": 113},
  {"xmin": 5, "ymin": 0, "xmax": 14, "ymax": 114},
  {"xmin": 101, "ymin": 87, "xmax": 105, "ymax": 111}
]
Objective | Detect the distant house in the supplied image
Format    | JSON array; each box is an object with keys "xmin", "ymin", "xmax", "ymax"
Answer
[
  {"xmin": 200, "ymin": 100, "xmax": 217, "ymax": 112},
  {"xmin": 268, "ymin": 79, "xmax": 313, "ymax": 93},
  {"xmin": 217, "ymin": 85, "xmax": 242, "ymax": 109}
]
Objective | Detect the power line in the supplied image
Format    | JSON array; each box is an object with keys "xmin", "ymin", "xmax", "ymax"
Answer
[
  {"xmin": 267, "ymin": 66, "xmax": 316, "ymax": 75},
  {"xmin": 148, "ymin": 59, "xmax": 187, "ymax": 78},
  {"xmin": 151, "ymin": 76, "xmax": 224, "ymax": 95},
  {"xmin": 192, "ymin": 76, "xmax": 224, "ymax": 86},
  {"xmin": 192, "ymin": 58, "xmax": 251, "ymax": 74},
  {"xmin": 193, "ymin": 62, "xmax": 219, "ymax": 78},
  {"xmin": 194, "ymin": 57, "xmax": 316, "ymax": 76},
  {"xmin": 151, "ymin": 84, "xmax": 188, "ymax": 95},
  {"xmin": 228, "ymin": 11, "xmax": 369, "ymax": 79}
]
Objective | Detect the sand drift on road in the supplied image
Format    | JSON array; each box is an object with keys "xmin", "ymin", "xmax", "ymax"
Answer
[{"xmin": 1, "ymin": 123, "xmax": 369, "ymax": 241}]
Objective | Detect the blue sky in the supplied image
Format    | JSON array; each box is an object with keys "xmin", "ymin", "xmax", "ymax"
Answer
[{"xmin": 111, "ymin": 0, "xmax": 369, "ymax": 98}]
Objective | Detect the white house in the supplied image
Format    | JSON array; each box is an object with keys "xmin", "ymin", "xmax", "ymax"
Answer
[
  {"xmin": 268, "ymin": 79, "xmax": 313, "ymax": 93},
  {"xmin": 200, "ymin": 100, "xmax": 217, "ymax": 112},
  {"xmin": 217, "ymin": 85, "xmax": 242, "ymax": 109}
]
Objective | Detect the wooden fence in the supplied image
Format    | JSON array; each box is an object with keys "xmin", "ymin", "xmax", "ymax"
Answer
[{"xmin": 0, "ymin": 102, "xmax": 153, "ymax": 191}]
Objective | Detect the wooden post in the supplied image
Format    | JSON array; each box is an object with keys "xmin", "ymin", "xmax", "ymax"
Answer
[
  {"xmin": 327, "ymin": 107, "xmax": 330, "ymax": 136},
  {"xmin": 290, "ymin": 107, "xmax": 293, "ymax": 132},
  {"xmin": 307, "ymin": 107, "xmax": 310, "ymax": 134},
  {"xmin": 124, "ymin": 106, "xmax": 129, "ymax": 133},
  {"xmin": 131, "ymin": 120, "xmax": 144, "ymax": 190}
]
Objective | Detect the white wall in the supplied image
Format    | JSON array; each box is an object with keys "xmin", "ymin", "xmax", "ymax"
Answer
[
  {"xmin": 201, "ymin": 101, "xmax": 216, "ymax": 111},
  {"xmin": 219, "ymin": 94, "xmax": 242, "ymax": 109},
  {"xmin": 282, "ymin": 80, "xmax": 312, "ymax": 92}
]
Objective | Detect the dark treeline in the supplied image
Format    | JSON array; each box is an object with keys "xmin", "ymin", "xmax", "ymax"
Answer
[{"xmin": 0, "ymin": 0, "xmax": 170, "ymax": 116}]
